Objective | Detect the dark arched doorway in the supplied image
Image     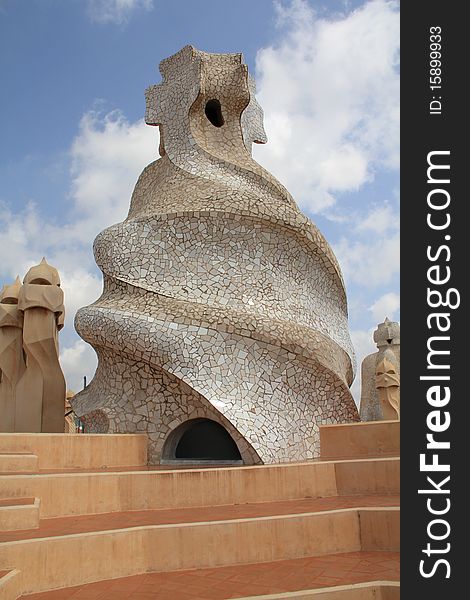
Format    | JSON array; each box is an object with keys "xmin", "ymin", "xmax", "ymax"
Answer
[{"xmin": 162, "ymin": 418, "xmax": 243, "ymax": 464}]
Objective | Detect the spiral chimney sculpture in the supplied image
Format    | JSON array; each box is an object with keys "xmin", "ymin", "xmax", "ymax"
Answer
[{"xmin": 72, "ymin": 46, "xmax": 358, "ymax": 464}]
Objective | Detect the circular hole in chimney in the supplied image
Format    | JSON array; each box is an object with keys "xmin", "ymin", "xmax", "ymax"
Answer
[{"xmin": 205, "ymin": 99, "xmax": 224, "ymax": 127}]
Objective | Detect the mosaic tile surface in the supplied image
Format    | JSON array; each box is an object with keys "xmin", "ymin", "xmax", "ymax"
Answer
[{"xmin": 72, "ymin": 46, "xmax": 358, "ymax": 464}]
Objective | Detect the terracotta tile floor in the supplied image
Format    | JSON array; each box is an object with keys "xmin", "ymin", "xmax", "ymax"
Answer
[
  {"xmin": 0, "ymin": 495, "xmax": 399, "ymax": 542},
  {"xmin": 21, "ymin": 551, "xmax": 400, "ymax": 599}
]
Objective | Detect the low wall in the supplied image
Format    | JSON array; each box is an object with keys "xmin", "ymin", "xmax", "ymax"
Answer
[
  {"xmin": 320, "ymin": 421, "xmax": 400, "ymax": 459},
  {"xmin": 0, "ymin": 461, "xmax": 339, "ymax": 518},
  {"xmin": 0, "ymin": 434, "xmax": 147, "ymax": 470},
  {"xmin": 335, "ymin": 457, "xmax": 400, "ymax": 495}
]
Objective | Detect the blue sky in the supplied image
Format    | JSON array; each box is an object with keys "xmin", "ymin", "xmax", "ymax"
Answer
[{"xmin": 0, "ymin": 0, "xmax": 399, "ymax": 401}]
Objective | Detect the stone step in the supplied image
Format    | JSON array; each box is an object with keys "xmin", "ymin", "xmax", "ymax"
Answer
[
  {"xmin": 0, "ymin": 457, "xmax": 399, "ymax": 519},
  {"xmin": 334, "ymin": 457, "xmax": 399, "ymax": 496},
  {"xmin": 0, "ymin": 434, "xmax": 147, "ymax": 470},
  {"xmin": 237, "ymin": 581, "xmax": 400, "ymax": 600},
  {"xmin": 0, "ymin": 454, "xmax": 38, "ymax": 474},
  {"xmin": 0, "ymin": 497, "xmax": 39, "ymax": 532},
  {"xmin": 0, "ymin": 423, "xmax": 400, "ymax": 599},
  {"xmin": 0, "ymin": 506, "xmax": 399, "ymax": 595},
  {"xmin": 0, "ymin": 494, "xmax": 399, "ymax": 543},
  {"xmin": 17, "ymin": 552, "xmax": 399, "ymax": 599},
  {"xmin": 0, "ymin": 569, "xmax": 21, "ymax": 600},
  {"xmin": 320, "ymin": 421, "xmax": 400, "ymax": 460}
]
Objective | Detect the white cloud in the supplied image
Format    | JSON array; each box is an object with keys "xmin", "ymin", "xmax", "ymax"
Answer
[
  {"xmin": 87, "ymin": 0, "xmax": 153, "ymax": 25},
  {"xmin": 60, "ymin": 268, "xmax": 103, "ymax": 330},
  {"xmin": 368, "ymin": 291, "xmax": 400, "ymax": 323},
  {"xmin": 0, "ymin": 111, "xmax": 156, "ymax": 272},
  {"xmin": 68, "ymin": 110, "xmax": 157, "ymax": 242},
  {"xmin": 60, "ymin": 340, "xmax": 98, "ymax": 393},
  {"xmin": 0, "ymin": 210, "xmax": 102, "ymax": 330},
  {"xmin": 350, "ymin": 327, "xmax": 376, "ymax": 405},
  {"xmin": 0, "ymin": 110, "xmax": 157, "ymax": 391},
  {"xmin": 253, "ymin": 0, "xmax": 399, "ymax": 213},
  {"xmin": 349, "ymin": 293, "xmax": 400, "ymax": 405},
  {"xmin": 334, "ymin": 233, "xmax": 399, "ymax": 288},
  {"xmin": 356, "ymin": 203, "xmax": 399, "ymax": 235},
  {"xmin": 0, "ymin": 202, "xmax": 45, "ymax": 281}
]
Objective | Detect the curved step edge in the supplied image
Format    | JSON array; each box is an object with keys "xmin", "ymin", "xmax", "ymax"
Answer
[
  {"xmin": 0, "ymin": 569, "xmax": 22, "ymax": 600},
  {"xmin": 237, "ymin": 581, "xmax": 400, "ymax": 599}
]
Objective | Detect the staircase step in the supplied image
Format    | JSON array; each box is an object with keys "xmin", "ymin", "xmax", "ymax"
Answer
[
  {"xmin": 320, "ymin": 421, "xmax": 400, "ymax": 460},
  {"xmin": 238, "ymin": 581, "xmax": 400, "ymax": 599},
  {"xmin": 0, "ymin": 454, "xmax": 38, "ymax": 473},
  {"xmin": 0, "ymin": 569, "xmax": 21, "ymax": 600},
  {"xmin": 0, "ymin": 434, "xmax": 147, "ymax": 470},
  {"xmin": 0, "ymin": 506, "xmax": 399, "ymax": 594},
  {"xmin": 0, "ymin": 497, "xmax": 40, "ymax": 532},
  {"xmin": 0, "ymin": 494, "xmax": 399, "ymax": 542},
  {"xmin": 0, "ymin": 457, "xmax": 399, "ymax": 518},
  {"xmin": 0, "ymin": 423, "xmax": 400, "ymax": 598},
  {"xmin": 335, "ymin": 457, "xmax": 399, "ymax": 495},
  {"xmin": 18, "ymin": 551, "xmax": 399, "ymax": 599}
]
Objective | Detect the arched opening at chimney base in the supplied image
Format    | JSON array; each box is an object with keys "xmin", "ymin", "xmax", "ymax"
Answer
[{"xmin": 161, "ymin": 418, "xmax": 242, "ymax": 464}]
